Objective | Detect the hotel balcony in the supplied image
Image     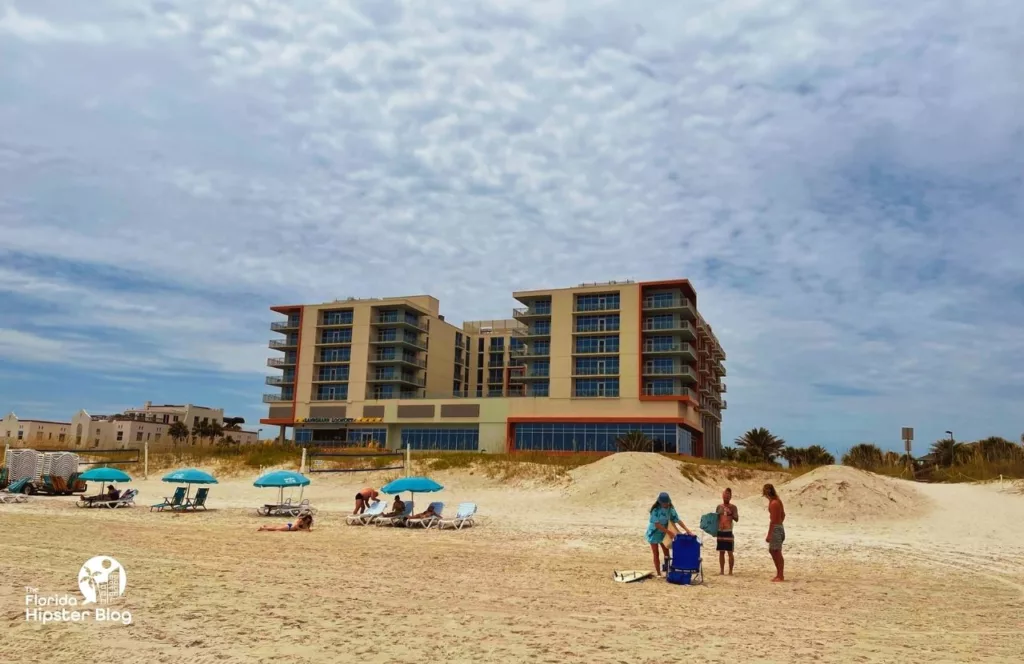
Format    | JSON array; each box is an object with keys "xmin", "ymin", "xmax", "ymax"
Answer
[
  {"xmin": 315, "ymin": 355, "xmax": 350, "ymax": 365},
  {"xmin": 367, "ymin": 374, "xmax": 426, "ymax": 387},
  {"xmin": 573, "ymin": 346, "xmax": 619, "ymax": 356},
  {"xmin": 313, "ymin": 375, "xmax": 349, "ymax": 383},
  {"xmin": 642, "ymin": 365, "xmax": 698, "ymax": 382},
  {"xmin": 512, "ymin": 306, "xmax": 552, "ymax": 320},
  {"xmin": 707, "ymin": 390, "xmax": 723, "ymax": 404},
  {"xmin": 267, "ymin": 357, "xmax": 295, "ymax": 367},
  {"xmin": 369, "ymin": 354, "xmax": 426, "ymax": 369},
  {"xmin": 372, "ymin": 314, "xmax": 429, "ymax": 333},
  {"xmin": 641, "ymin": 297, "xmax": 697, "ymax": 320},
  {"xmin": 319, "ymin": 337, "xmax": 352, "ymax": 347},
  {"xmin": 511, "ymin": 327, "xmax": 552, "ymax": 339},
  {"xmin": 641, "ymin": 320, "xmax": 696, "ymax": 341},
  {"xmin": 715, "ymin": 362, "xmax": 726, "ymax": 376},
  {"xmin": 720, "ymin": 383, "xmax": 727, "ymax": 393},
  {"xmin": 268, "ymin": 339, "xmax": 297, "ymax": 350},
  {"xmin": 319, "ymin": 317, "xmax": 354, "ymax": 328},
  {"xmin": 722, "ymin": 399, "xmax": 727, "ymax": 409},
  {"xmin": 572, "ymin": 323, "xmax": 621, "ymax": 335},
  {"xmin": 271, "ymin": 320, "xmax": 299, "ymax": 332},
  {"xmin": 641, "ymin": 386, "xmax": 697, "ymax": 399},
  {"xmin": 642, "ymin": 342, "xmax": 697, "ymax": 362},
  {"xmin": 571, "ymin": 367, "xmax": 620, "ymax": 377},
  {"xmin": 262, "ymin": 393, "xmax": 290, "ymax": 403},
  {"xmin": 511, "ymin": 346, "xmax": 551, "ymax": 358},
  {"xmin": 370, "ymin": 336, "xmax": 427, "ymax": 351},
  {"xmin": 513, "ymin": 370, "xmax": 550, "ymax": 381},
  {"xmin": 265, "ymin": 376, "xmax": 294, "ymax": 386}
]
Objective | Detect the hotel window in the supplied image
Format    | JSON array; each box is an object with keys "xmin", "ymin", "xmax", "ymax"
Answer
[
  {"xmin": 575, "ymin": 314, "xmax": 619, "ymax": 333},
  {"xmin": 644, "ymin": 314, "xmax": 675, "ymax": 330},
  {"xmin": 137, "ymin": 432, "xmax": 144, "ymax": 442},
  {"xmin": 574, "ymin": 378, "xmax": 619, "ymax": 398},
  {"xmin": 529, "ymin": 361, "xmax": 550, "ymax": 377},
  {"xmin": 513, "ymin": 422, "xmax": 687, "ymax": 454},
  {"xmin": 575, "ymin": 293, "xmax": 619, "ymax": 312},
  {"xmin": 323, "ymin": 310, "xmax": 353, "ymax": 325},
  {"xmin": 528, "ymin": 382, "xmax": 549, "ymax": 397},
  {"xmin": 574, "ymin": 358, "xmax": 618, "ymax": 375},
  {"xmin": 116, "ymin": 431, "xmax": 124, "ymax": 442},
  {"xmin": 401, "ymin": 427, "xmax": 480, "ymax": 451},
  {"xmin": 574, "ymin": 335, "xmax": 619, "ymax": 354},
  {"xmin": 322, "ymin": 329, "xmax": 353, "ymax": 343},
  {"xmin": 316, "ymin": 385, "xmax": 348, "ymax": 401}
]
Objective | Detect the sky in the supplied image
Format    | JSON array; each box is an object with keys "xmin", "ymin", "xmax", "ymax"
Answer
[{"xmin": 1, "ymin": 0, "xmax": 1022, "ymax": 455}]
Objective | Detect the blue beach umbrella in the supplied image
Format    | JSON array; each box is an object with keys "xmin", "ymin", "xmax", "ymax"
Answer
[
  {"xmin": 162, "ymin": 468, "xmax": 218, "ymax": 500},
  {"xmin": 381, "ymin": 476, "xmax": 443, "ymax": 501},
  {"xmin": 254, "ymin": 470, "xmax": 310, "ymax": 504},
  {"xmin": 79, "ymin": 467, "xmax": 132, "ymax": 483}
]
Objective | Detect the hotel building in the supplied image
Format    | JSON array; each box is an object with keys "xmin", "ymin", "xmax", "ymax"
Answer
[{"xmin": 261, "ymin": 279, "xmax": 726, "ymax": 456}]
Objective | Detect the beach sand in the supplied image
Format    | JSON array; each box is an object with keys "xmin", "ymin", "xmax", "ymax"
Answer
[{"xmin": 2, "ymin": 456, "xmax": 1023, "ymax": 663}]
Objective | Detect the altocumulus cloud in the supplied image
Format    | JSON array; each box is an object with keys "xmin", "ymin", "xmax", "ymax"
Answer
[{"xmin": 0, "ymin": 0, "xmax": 1022, "ymax": 450}]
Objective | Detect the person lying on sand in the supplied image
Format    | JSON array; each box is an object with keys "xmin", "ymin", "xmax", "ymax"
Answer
[
  {"xmin": 381, "ymin": 496, "xmax": 405, "ymax": 518},
  {"xmin": 645, "ymin": 492, "xmax": 693, "ymax": 576},
  {"xmin": 258, "ymin": 512, "xmax": 313, "ymax": 532}
]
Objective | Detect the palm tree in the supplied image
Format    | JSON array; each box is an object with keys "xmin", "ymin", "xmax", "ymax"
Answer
[
  {"xmin": 929, "ymin": 438, "xmax": 963, "ymax": 467},
  {"xmin": 168, "ymin": 421, "xmax": 189, "ymax": 451},
  {"xmin": 734, "ymin": 428, "xmax": 786, "ymax": 464},
  {"xmin": 782, "ymin": 447, "xmax": 805, "ymax": 467},
  {"xmin": 804, "ymin": 445, "xmax": 835, "ymax": 465},
  {"xmin": 206, "ymin": 421, "xmax": 224, "ymax": 446},
  {"xmin": 721, "ymin": 446, "xmax": 740, "ymax": 462},
  {"xmin": 190, "ymin": 422, "xmax": 205, "ymax": 447},
  {"xmin": 973, "ymin": 436, "xmax": 1020, "ymax": 461},
  {"xmin": 615, "ymin": 430, "xmax": 654, "ymax": 452},
  {"xmin": 842, "ymin": 443, "xmax": 884, "ymax": 470},
  {"xmin": 882, "ymin": 451, "xmax": 901, "ymax": 467}
]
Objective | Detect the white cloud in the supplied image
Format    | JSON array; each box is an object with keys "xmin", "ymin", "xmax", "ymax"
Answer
[{"xmin": 0, "ymin": 0, "xmax": 1022, "ymax": 447}]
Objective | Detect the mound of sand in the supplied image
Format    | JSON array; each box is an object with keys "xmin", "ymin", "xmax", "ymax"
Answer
[
  {"xmin": 777, "ymin": 465, "xmax": 930, "ymax": 521},
  {"xmin": 564, "ymin": 452, "xmax": 717, "ymax": 508}
]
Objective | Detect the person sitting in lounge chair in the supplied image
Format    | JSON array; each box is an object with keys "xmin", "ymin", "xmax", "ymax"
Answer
[
  {"xmin": 84, "ymin": 484, "xmax": 120, "ymax": 503},
  {"xmin": 410, "ymin": 503, "xmax": 439, "ymax": 520},
  {"xmin": 258, "ymin": 512, "xmax": 313, "ymax": 532},
  {"xmin": 381, "ymin": 496, "xmax": 405, "ymax": 519}
]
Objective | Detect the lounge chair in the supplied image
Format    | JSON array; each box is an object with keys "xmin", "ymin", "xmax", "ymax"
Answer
[
  {"xmin": 258, "ymin": 498, "xmax": 316, "ymax": 517},
  {"xmin": 345, "ymin": 500, "xmax": 386, "ymax": 525},
  {"xmin": 437, "ymin": 502, "xmax": 477, "ymax": 530},
  {"xmin": 0, "ymin": 478, "xmax": 30, "ymax": 504},
  {"xmin": 151, "ymin": 487, "xmax": 187, "ymax": 512},
  {"xmin": 406, "ymin": 502, "xmax": 444, "ymax": 529},
  {"xmin": 374, "ymin": 501, "xmax": 414, "ymax": 527},
  {"xmin": 175, "ymin": 487, "xmax": 210, "ymax": 511},
  {"xmin": 103, "ymin": 489, "xmax": 137, "ymax": 509}
]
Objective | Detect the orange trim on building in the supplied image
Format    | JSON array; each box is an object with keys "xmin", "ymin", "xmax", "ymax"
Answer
[
  {"xmin": 270, "ymin": 305, "xmax": 303, "ymax": 314},
  {"xmin": 637, "ymin": 279, "xmax": 697, "ymax": 303},
  {"xmin": 260, "ymin": 418, "xmax": 293, "ymax": 426}
]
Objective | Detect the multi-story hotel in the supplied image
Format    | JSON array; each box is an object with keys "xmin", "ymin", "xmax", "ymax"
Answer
[{"xmin": 261, "ymin": 279, "xmax": 726, "ymax": 457}]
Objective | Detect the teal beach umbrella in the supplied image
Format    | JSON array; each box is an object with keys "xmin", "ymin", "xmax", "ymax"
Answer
[
  {"xmin": 79, "ymin": 467, "xmax": 132, "ymax": 483},
  {"xmin": 162, "ymin": 468, "xmax": 218, "ymax": 500},
  {"xmin": 254, "ymin": 470, "xmax": 310, "ymax": 504}
]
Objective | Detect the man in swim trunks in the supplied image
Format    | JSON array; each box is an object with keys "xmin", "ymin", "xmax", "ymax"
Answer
[
  {"xmin": 715, "ymin": 487, "xmax": 739, "ymax": 575},
  {"xmin": 763, "ymin": 483, "xmax": 786, "ymax": 582},
  {"xmin": 353, "ymin": 487, "xmax": 379, "ymax": 515}
]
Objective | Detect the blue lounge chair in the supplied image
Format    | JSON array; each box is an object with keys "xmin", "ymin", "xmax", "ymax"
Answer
[
  {"xmin": 437, "ymin": 502, "xmax": 477, "ymax": 530},
  {"xmin": 375, "ymin": 501, "xmax": 414, "ymax": 527},
  {"xmin": 151, "ymin": 487, "xmax": 186, "ymax": 512},
  {"xmin": 176, "ymin": 487, "xmax": 210, "ymax": 511},
  {"xmin": 406, "ymin": 502, "xmax": 444, "ymax": 529},
  {"xmin": 345, "ymin": 500, "xmax": 386, "ymax": 525}
]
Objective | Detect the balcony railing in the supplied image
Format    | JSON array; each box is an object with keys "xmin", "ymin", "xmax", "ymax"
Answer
[
  {"xmin": 642, "ymin": 365, "xmax": 696, "ymax": 377},
  {"xmin": 642, "ymin": 320, "xmax": 695, "ymax": 335},
  {"xmin": 511, "ymin": 346, "xmax": 551, "ymax": 357},
  {"xmin": 265, "ymin": 376, "xmax": 294, "ymax": 386},
  {"xmin": 512, "ymin": 306, "xmax": 552, "ymax": 319},
  {"xmin": 271, "ymin": 321, "xmax": 299, "ymax": 331},
  {"xmin": 320, "ymin": 317, "xmax": 354, "ymax": 327},
  {"xmin": 512, "ymin": 327, "xmax": 552, "ymax": 337},
  {"xmin": 642, "ymin": 297, "xmax": 695, "ymax": 312},
  {"xmin": 571, "ymin": 367, "xmax": 619, "ymax": 376},
  {"xmin": 642, "ymin": 342, "xmax": 696, "ymax": 357},
  {"xmin": 373, "ymin": 315, "xmax": 429, "ymax": 331},
  {"xmin": 371, "ymin": 354, "xmax": 426, "ymax": 368},
  {"xmin": 722, "ymin": 400, "xmax": 727, "ymax": 409},
  {"xmin": 720, "ymin": 383, "xmax": 727, "ymax": 393},
  {"xmin": 268, "ymin": 339, "xmax": 297, "ymax": 349},
  {"xmin": 262, "ymin": 393, "xmax": 291, "ymax": 403},
  {"xmin": 319, "ymin": 336, "xmax": 352, "ymax": 346},
  {"xmin": 267, "ymin": 358, "xmax": 295, "ymax": 367},
  {"xmin": 368, "ymin": 374, "xmax": 427, "ymax": 387},
  {"xmin": 314, "ymin": 374, "xmax": 350, "ymax": 383},
  {"xmin": 641, "ymin": 387, "xmax": 697, "ymax": 399}
]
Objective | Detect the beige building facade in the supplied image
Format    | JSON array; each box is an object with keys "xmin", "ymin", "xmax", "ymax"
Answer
[
  {"xmin": 3, "ymin": 402, "xmax": 258, "ymax": 451},
  {"xmin": 263, "ymin": 279, "xmax": 726, "ymax": 457}
]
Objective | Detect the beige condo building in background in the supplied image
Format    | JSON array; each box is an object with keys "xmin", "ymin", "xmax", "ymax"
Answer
[{"xmin": 262, "ymin": 279, "xmax": 726, "ymax": 457}]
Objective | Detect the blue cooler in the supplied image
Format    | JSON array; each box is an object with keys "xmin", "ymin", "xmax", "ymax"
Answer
[{"xmin": 665, "ymin": 534, "xmax": 703, "ymax": 585}]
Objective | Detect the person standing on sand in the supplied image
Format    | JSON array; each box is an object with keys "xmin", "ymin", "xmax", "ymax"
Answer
[
  {"xmin": 716, "ymin": 487, "xmax": 739, "ymax": 575},
  {"xmin": 645, "ymin": 492, "xmax": 693, "ymax": 576},
  {"xmin": 762, "ymin": 483, "xmax": 786, "ymax": 582},
  {"xmin": 353, "ymin": 487, "xmax": 379, "ymax": 515}
]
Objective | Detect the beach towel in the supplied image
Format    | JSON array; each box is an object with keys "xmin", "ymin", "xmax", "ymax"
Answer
[
  {"xmin": 699, "ymin": 512, "xmax": 719, "ymax": 536},
  {"xmin": 613, "ymin": 570, "xmax": 653, "ymax": 583}
]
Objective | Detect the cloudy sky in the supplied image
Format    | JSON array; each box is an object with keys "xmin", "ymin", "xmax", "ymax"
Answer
[{"xmin": 1, "ymin": 0, "xmax": 1022, "ymax": 453}]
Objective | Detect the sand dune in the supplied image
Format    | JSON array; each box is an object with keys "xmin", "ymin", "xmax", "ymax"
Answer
[
  {"xmin": 778, "ymin": 465, "xmax": 931, "ymax": 521},
  {"xmin": 2, "ymin": 459, "xmax": 1023, "ymax": 663}
]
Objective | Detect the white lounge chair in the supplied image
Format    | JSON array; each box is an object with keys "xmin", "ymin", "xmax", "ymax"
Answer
[
  {"xmin": 375, "ymin": 501, "xmax": 414, "ymax": 527},
  {"xmin": 345, "ymin": 500, "xmax": 386, "ymax": 525},
  {"xmin": 437, "ymin": 502, "xmax": 477, "ymax": 530},
  {"xmin": 406, "ymin": 502, "xmax": 444, "ymax": 529}
]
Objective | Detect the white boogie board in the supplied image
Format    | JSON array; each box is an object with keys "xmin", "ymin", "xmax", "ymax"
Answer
[{"xmin": 613, "ymin": 570, "xmax": 654, "ymax": 583}]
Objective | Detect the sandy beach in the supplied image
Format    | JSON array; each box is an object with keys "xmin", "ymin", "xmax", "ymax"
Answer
[{"xmin": 3, "ymin": 454, "xmax": 1024, "ymax": 663}]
